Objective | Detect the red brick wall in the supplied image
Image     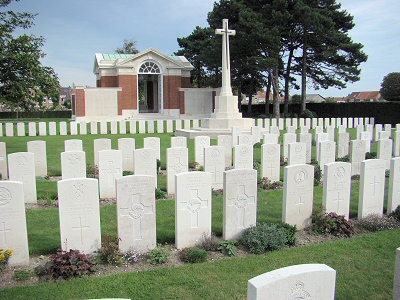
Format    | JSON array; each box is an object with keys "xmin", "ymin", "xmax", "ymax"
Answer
[
  {"xmin": 181, "ymin": 77, "xmax": 190, "ymax": 88},
  {"xmin": 118, "ymin": 75, "xmax": 137, "ymax": 114},
  {"xmin": 75, "ymin": 88, "xmax": 85, "ymax": 117},
  {"xmin": 100, "ymin": 76, "xmax": 118, "ymax": 87},
  {"xmin": 164, "ymin": 76, "xmax": 181, "ymax": 110}
]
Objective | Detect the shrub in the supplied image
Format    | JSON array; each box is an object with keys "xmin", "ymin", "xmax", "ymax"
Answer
[
  {"xmin": 155, "ymin": 188, "xmax": 167, "ymax": 200},
  {"xmin": 313, "ymin": 164, "xmax": 322, "ymax": 186},
  {"xmin": 34, "ymin": 249, "xmax": 98, "ymax": 282},
  {"xmin": 179, "ymin": 247, "xmax": 208, "ymax": 263},
  {"xmin": 258, "ymin": 177, "xmax": 283, "ymax": 190},
  {"xmin": 390, "ymin": 205, "xmax": 400, "ymax": 222},
  {"xmin": 385, "ymin": 169, "xmax": 390, "ymax": 178},
  {"xmin": 95, "ymin": 234, "xmax": 123, "ymax": 266},
  {"xmin": 310, "ymin": 208, "xmax": 354, "ymax": 237},
  {"xmin": 276, "ymin": 222, "xmax": 297, "ymax": 246},
  {"xmin": 0, "ymin": 248, "xmax": 13, "ymax": 271},
  {"xmin": 121, "ymin": 248, "xmax": 142, "ymax": 265},
  {"xmin": 336, "ymin": 155, "xmax": 350, "ymax": 162},
  {"xmin": 123, "ymin": 170, "xmax": 134, "ymax": 176},
  {"xmin": 351, "ymin": 174, "xmax": 360, "ymax": 181},
  {"xmin": 157, "ymin": 159, "xmax": 162, "ymax": 172},
  {"xmin": 240, "ymin": 223, "xmax": 288, "ymax": 254},
  {"xmin": 147, "ymin": 244, "xmax": 171, "ymax": 265},
  {"xmin": 218, "ymin": 240, "xmax": 237, "ymax": 257},
  {"xmin": 354, "ymin": 214, "xmax": 400, "ymax": 232},
  {"xmin": 365, "ymin": 152, "xmax": 377, "ymax": 159},
  {"xmin": 280, "ymin": 155, "xmax": 287, "ymax": 166},
  {"xmin": 196, "ymin": 232, "xmax": 220, "ymax": 251},
  {"xmin": 189, "ymin": 161, "xmax": 200, "ymax": 170},
  {"xmin": 86, "ymin": 163, "xmax": 98, "ymax": 178},
  {"xmin": 300, "ymin": 109, "xmax": 317, "ymax": 118},
  {"xmin": 253, "ymin": 142, "xmax": 262, "ymax": 148}
]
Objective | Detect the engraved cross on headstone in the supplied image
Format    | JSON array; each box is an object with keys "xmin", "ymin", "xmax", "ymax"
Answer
[
  {"xmin": 215, "ymin": 19, "xmax": 235, "ymax": 97},
  {"xmin": 268, "ymin": 163, "xmax": 275, "ymax": 176},
  {"xmin": 72, "ymin": 217, "xmax": 90, "ymax": 246},
  {"xmin": 296, "ymin": 196, "xmax": 304, "ymax": 214},
  {"xmin": 370, "ymin": 176, "xmax": 379, "ymax": 196},
  {"xmin": 181, "ymin": 189, "xmax": 209, "ymax": 228},
  {"xmin": 102, "ymin": 161, "xmax": 120, "ymax": 187},
  {"xmin": 0, "ymin": 222, "xmax": 12, "ymax": 245},
  {"xmin": 120, "ymin": 193, "xmax": 154, "ymax": 240},
  {"xmin": 227, "ymin": 185, "xmax": 255, "ymax": 227},
  {"xmin": 333, "ymin": 192, "xmax": 345, "ymax": 212}
]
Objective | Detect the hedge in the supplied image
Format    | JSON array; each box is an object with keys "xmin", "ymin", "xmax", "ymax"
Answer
[{"xmin": 0, "ymin": 110, "xmax": 72, "ymax": 119}]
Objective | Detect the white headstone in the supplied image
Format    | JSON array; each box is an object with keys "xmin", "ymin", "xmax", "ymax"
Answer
[
  {"xmin": 299, "ymin": 132, "xmax": 312, "ymax": 164},
  {"xmin": 28, "ymin": 122, "xmax": 36, "ymax": 136},
  {"xmin": 318, "ymin": 118, "xmax": 323, "ymax": 127},
  {"xmin": 98, "ymin": 150, "xmax": 123, "ymax": 198},
  {"xmin": 287, "ymin": 142, "xmax": 306, "ymax": 165},
  {"xmin": 263, "ymin": 133, "xmax": 278, "ymax": 144},
  {"xmin": 271, "ymin": 119, "xmax": 277, "ymax": 127},
  {"xmin": 233, "ymin": 144, "xmax": 253, "ymax": 169},
  {"xmin": 394, "ymin": 131, "xmax": 400, "ymax": 157},
  {"xmin": 59, "ymin": 121, "xmax": 67, "ymax": 135},
  {"xmin": 251, "ymin": 126, "xmax": 261, "ymax": 144},
  {"xmin": 300, "ymin": 126, "xmax": 309, "ymax": 134},
  {"xmin": 358, "ymin": 159, "xmax": 386, "ymax": 218},
  {"xmin": 238, "ymin": 134, "xmax": 253, "ymax": 146},
  {"xmin": 350, "ymin": 140, "xmax": 366, "ymax": 176},
  {"xmin": 27, "ymin": 140, "xmax": 47, "ymax": 177},
  {"xmin": 385, "ymin": 124, "xmax": 392, "ymax": 137},
  {"xmin": 359, "ymin": 131, "xmax": 372, "ymax": 153},
  {"xmin": 183, "ymin": 119, "xmax": 190, "ymax": 129},
  {"xmin": 323, "ymin": 162, "xmax": 351, "ymax": 219},
  {"xmin": 61, "ymin": 151, "xmax": 86, "ymax": 180},
  {"xmin": 134, "ymin": 148, "xmax": 157, "ymax": 189},
  {"xmin": 58, "ymin": 178, "xmax": 101, "ymax": 254},
  {"xmin": 285, "ymin": 118, "xmax": 292, "ymax": 128},
  {"xmin": 175, "ymin": 120, "xmax": 182, "ymax": 130},
  {"xmin": 0, "ymin": 142, "xmax": 8, "ymax": 179},
  {"xmin": 64, "ymin": 139, "xmax": 83, "ymax": 152},
  {"xmin": 218, "ymin": 135, "xmax": 233, "ymax": 168},
  {"xmin": 100, "ymin": 121, "xmax": 108, "ymax": 134},
  {"xmin": 324, "ymin": 118, "xmax": 330, "ymax": 128},
  {"xmin": 231, "ymin": 126, "xmax": 242, "ymax": 147},
  {"xmin": 144, "ymin": 137, "xmax": 161, "ymax": 161},
  {"xmin": 110, "ymin": 121, "xmax": 118, "ymax": 134},
  {"xmin": 194, "ymin": 136, "xmax": 210, "ymax": 166},
  {"xmin": 374, "ymin": 124, "xmax": 383, "ymax": 141},
  {"xmin": 269, "ymin": 125, "xmax": 279, "ymax": 136},
  {"xmin": 139, "ymin": 120, "xmax": 146, "ymax": 133},
  {"xmin": 348, "ymin": 117, "xmax": 353, "ymax": 128},
  {"xmin": 17, "ymin": 122, "xmax": 25, "ymax": 137},
  {"xmin": 278, "ymin": 118, "xmax": 284, "ymax": 130},
  {"xmin": 118, "ymin": 138, "xmax": 135, "ymax": 172},
  {"xmin": 223, "ymin": 169, "xmax": 257, "ymax": 240},
  {"xmin": 8, "ymin": 152, "xmax": 36, "ymax": 203},
  {"xmin": 378, "ymin": 130, "xmax": 389, "ymax": 140},
  {"xmin": 166, "ymin": 120, "xmax": 173, "ymax": 133},
  {"xmin": 116, "ymin": 175, "xmax": 156, "ymax": 252},
  {"xmin": 175, "ymin": 171, "xmax": 212, "ymax": 249},
  {"xmin": 129, "ymin": 120, "xmax": 136, "ymax": 134},
  {"xmin": 305, "ymin": 118, "xmax": 311, "ymax": 129},
  {"xmin": 157, "ymin": 120, "xmax": 164, "ymax": 133},
  {"xmin": 171, "ymin": 136, "xmax": 187, "ymax": 148},
  {"xmin": 70, "ymin": 121, "xmax": 78, "ymax": 135},
  {"xmin": 337, "ymin": 132, "xmax": 350, "ymax": 159},
  {"xmin": 283, "ymin": 133, "xmax": 297, "ymax": 160},
  {"xmin": 356, "ymin": 125, "xmax": 364, "ymax": 139},
  {"xmin": 5, "ymin": 123, "xmax": 13, "ymax": 137},
  {"xmin": 388, "ymin": 157, "xmax": 400, "ymax": 214},
  {"xmin": 192, "ymin": 119, "xmax": 199, "ymax": 128},
  {"xmin": 318, "ymin": 141, "xmax": 336, "ymax": 173},
  {"xmin": 354, "ymin": 117, "xmax": 359, "ymax": 127},
  {"xmin": 286, "ymin": 126, "xmax": 296, "ymax": 134},
  {"xmin": 147, "ymin": 120, "xmax": 154, "ymax": 133},
  {"xmin": 166, "ymin": 147, "xmax": 188, "ymax": 195},
  {"xmin": 261, "ymin": 143, "xmax": 280, "ymax": 182},
  {"xmin": 394, "ymin": 247, "xmax": 400, "ymax": 300},
  {"xmin": 248, "ymin": 264, "xmax": 336, "ymax": 300},
  {"xmin": 316, "ymin": 132, "xmax": 329, "ymax": 160},
  {"xmin": 377, "ymin": 138, "xmax": 392, "ymax": 170},
  {"xmin": 38, "ymin": 122, "xmax": 46, "ymax": 136},
  {"xmin": 80, "ymin": 122, "xmax": 87, "ymax": 135},
  {"xmin": 283, "ymin": 164, "xmax": 314, "ymax": 229},
  {"xmin": 342, "ymin": 118, "xmax": 348, "ymax": 128},
  {"xmin": 336, "ymin": 118, "xmax": 342, "ymax": 127},
  {"xmin": 326, "ymin": 126, "xmax": 335, "ymax": 141},
  {"xmin": 93, "ymin": 138, "xmax": 111, "ymax": 167},
  {"xmin": 337, "ymin": 125, "xmax": 346, "ymax": 134},
  {"xmin": 90, "ymin": 121, "xmax": 98, "ymax": 134},
  {"xmin": 0, "ymin": 181, "xmax": 29, "ymax": 266},
  {"xmin": 204, "ymin": 146, "xmax": 225, "ymax": 190}
]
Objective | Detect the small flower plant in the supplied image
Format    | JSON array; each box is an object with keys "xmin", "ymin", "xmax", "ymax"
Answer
[{"xmin": 0, "ymin": 248, "xmax": 13, "ymax": 271}]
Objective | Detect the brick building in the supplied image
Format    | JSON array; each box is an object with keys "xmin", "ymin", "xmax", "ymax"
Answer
[{"xmin": 71, "ymin": 48, "xmax": 194, "ymax": 121}]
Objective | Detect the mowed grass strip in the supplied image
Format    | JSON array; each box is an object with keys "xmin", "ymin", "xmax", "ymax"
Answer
[{"xmin": 1, "ymin": 229, "xmax": 398, "ymax": 299}]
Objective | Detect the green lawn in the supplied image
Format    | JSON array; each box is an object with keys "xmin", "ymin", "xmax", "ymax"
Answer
[{"xmin": 0, "ymin": 122, "xmax": 397, "ymax": 299}]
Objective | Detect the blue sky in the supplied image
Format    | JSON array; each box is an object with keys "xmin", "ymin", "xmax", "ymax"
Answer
[{"xmin": 6, "ymin": 0, "xmax": 400, "ymax": 98}]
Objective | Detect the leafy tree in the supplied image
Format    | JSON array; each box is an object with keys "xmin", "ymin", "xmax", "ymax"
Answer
[
  {"xmin": 0, "ymin": 0, "xmax": 60, "ymax": 109},
  {"xmin": 115, "ymin": 38, "xmax": 139, "ymax": 54},
  {"xmin": 380, "ymin": 72, "xmax": 400, "ymax": 101}
]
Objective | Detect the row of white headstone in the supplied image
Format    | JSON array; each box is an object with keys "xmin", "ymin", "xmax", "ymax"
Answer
[{"xmin": 0, "ymin": 117, "xmax": 376, "ymax": 137}]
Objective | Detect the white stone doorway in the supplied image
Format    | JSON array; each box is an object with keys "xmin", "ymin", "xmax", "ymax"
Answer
[{"xmin": 138, "ymin": 61, "xmax": 163, "ymax": 114}]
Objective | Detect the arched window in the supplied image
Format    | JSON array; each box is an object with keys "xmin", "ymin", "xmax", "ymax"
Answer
[{"xmin": 139, "ymin": 61, "xmax": 161, "ymax": 74}]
